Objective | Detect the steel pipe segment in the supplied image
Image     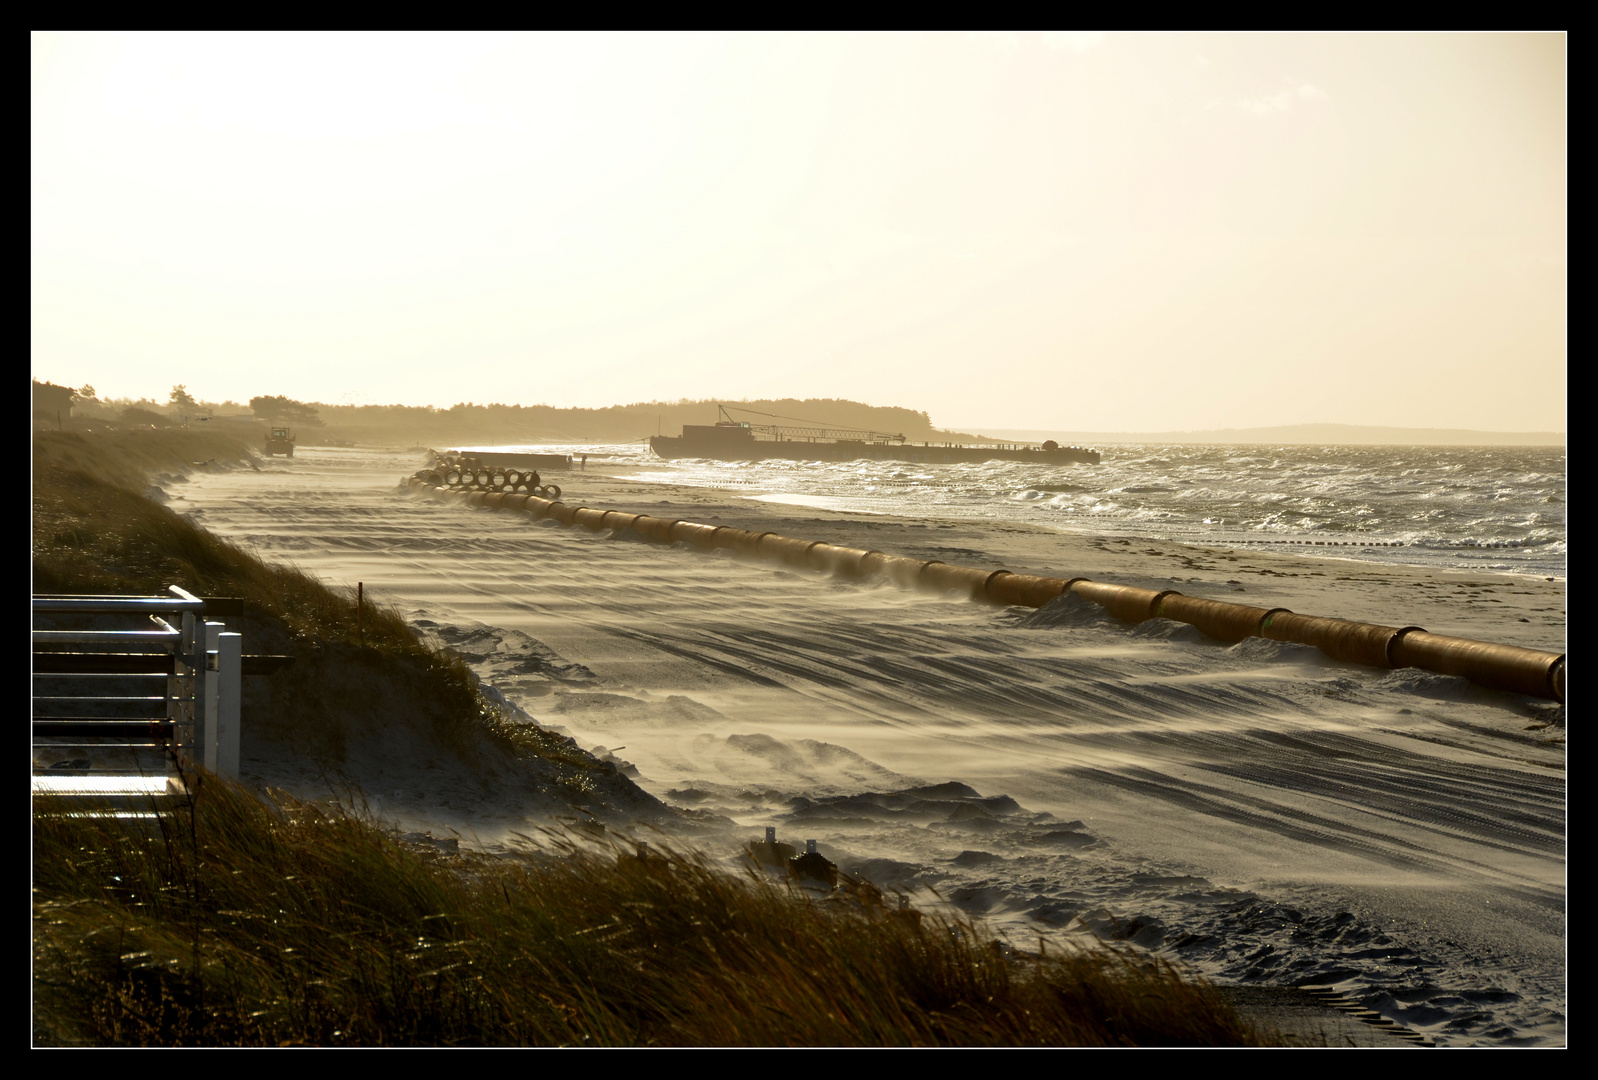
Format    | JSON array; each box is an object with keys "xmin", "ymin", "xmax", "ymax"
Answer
[
  {"xmin": 667, "ymin": 521, "xmax": 719, "ymax": 548},
  {"xmin": 500, "ymin": 493, "xmax": 532, "ymax": 513},
  {"xmin": 757, "ymin": 533, "xmax": 823, "ymax": 568},
  {"xmin": 443, "ymin": 467, "xmax": 463, "ymax": 486},
  {"xmin": 1068, "ymin": 580, "xmax": 1178, "ymax": 624},
  {"xmin": 1259, "ymin": 611, "xmax": 1411, "ymax": 668},
  {"xmin": 547, "ymin": 502, "xmax": 580, "ymax": 526},
  {"xmin": 985, "ymin": 572, "xmax": 1070, "ymax": 608},
  {"xmin": 630, "ymin": 516, "xmax": 680, "ymax": 544},
  {"xmin": 1156, "ymin": 594, "xmax": 1280, "ymax": 643},
  {"xmin": 869, "ymin": 554, "xmax": 932, "ymax": 590},
  {"xmin": 921, "ymin": 562, "xmax": 1009, "ymax": 601},
  {"xmin": 483, "ymin": 492, "xmax": 510, "ymax": 510},
  {"xmin": 475, "ymin": 470, "xmax": 491, "ymax": 488},
  {"xmin": 465, "ymin": 491, "xmax": 489, "ymax": 508},
  {"xmin": 1388, "ymin": 630, "xmax": 1565, "ymax": 701},
  {"xmin": 854, "ymin": 551, "xmax": 891, "ymax": 580},
  {"xmin": 709, "ymin": 527, "xmax": 755, "ymax": 553},
  {"xmin": 599, "ymin": 510, "xmax": 642, "ymax": 533},
  {"xmin": 729, "ymin": 530, "xmax": 774, "ymax": 556},
  {"xmin": 504, "ymin": 470, "xmax": 522, "ymax": 487},
  {"xmin": 572, "ymin": 507, "xmax": 609, "ymax": 531},
  {"xmin": 807, "ymin": 544, "xmax": 875, "ymax": 578}
]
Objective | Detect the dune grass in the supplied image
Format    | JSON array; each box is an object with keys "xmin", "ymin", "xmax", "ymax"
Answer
[
  {"xmin": 31, "ymin": 427, "xmax": 593, "ymax": 771},
  {"xmin": 33, "ymin": 773, "xmax": 1274, "ymax": 1047}
]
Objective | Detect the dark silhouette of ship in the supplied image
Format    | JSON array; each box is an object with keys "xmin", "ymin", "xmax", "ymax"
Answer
[{"xmin": 649, "ymin": 406, "xmax": 1100, "ymax": 466}]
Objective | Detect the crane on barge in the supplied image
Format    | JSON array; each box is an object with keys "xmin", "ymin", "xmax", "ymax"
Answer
[{"xmin": 710, "ymin": 404, "xmax": 907, "ymax": 445}]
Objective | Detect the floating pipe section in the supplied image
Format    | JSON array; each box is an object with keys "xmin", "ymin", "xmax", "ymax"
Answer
[{"xmin": 404, "ymin": 474, "xmax": 1565, "ymax": 702}]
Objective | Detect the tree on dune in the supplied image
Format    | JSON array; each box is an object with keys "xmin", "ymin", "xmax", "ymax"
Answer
[{"xmin": 250, "ymin": 395, "xmax": 325, "ymax": 427}]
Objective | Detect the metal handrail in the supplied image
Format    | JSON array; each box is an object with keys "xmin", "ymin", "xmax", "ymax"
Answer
[
  {"xmin": 32, "ymin": 597, "xmax": 207, "ymax": 613},
  {"xmin": 32, "ymin": 586, "xmax": 241, "ymax": 779}
]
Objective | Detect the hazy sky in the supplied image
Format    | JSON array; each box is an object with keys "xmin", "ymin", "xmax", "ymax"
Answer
[{"xmin": 32, "ymin": 32, "xmax": 1565, "ymax": 432}]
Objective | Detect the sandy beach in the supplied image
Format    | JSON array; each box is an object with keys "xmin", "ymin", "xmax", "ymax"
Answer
[{"xmin": 165, "ymin": 445, "xmax": 1565, "ymax": 1046}]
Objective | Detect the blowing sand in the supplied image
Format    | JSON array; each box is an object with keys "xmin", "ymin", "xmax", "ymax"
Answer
[{"xmin": 164, "ymin": 445, "xmax": 1565, "ymax": 1046}]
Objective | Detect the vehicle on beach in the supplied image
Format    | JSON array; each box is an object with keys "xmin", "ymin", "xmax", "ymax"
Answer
[
  {"xmin": 649, "ymin": 405, "xmax": 1101, "ymax": 466},
  {"xmin": 263, "ymin": 426, "xmax": 295, "ymax": 457}
]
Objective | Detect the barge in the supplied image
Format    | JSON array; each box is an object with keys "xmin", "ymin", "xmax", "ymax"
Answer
[{"xmin": 649, "ymin": 406, "xmax": 1100, "ymax": 466}]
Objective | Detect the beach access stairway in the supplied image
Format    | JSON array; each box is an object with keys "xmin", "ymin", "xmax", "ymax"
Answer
[{"xmin": 32, "ymin": 587, "xmax": 247, "ymax": 799}]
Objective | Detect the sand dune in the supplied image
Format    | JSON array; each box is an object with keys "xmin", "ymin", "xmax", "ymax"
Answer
[{"xmin": 166, "ymin": 445, "xmax": 1565, "ymax": 1046}]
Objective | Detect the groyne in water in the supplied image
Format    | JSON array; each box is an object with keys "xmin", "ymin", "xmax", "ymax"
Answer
[{"xmin": 403, "ymin": 473, "xmax": 1566, "ymax": 704}]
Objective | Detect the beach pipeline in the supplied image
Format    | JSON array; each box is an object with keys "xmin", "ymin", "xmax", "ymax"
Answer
[{"xmin": 404, "ymin": 474, "xmax": 1566, "ymax": 704}]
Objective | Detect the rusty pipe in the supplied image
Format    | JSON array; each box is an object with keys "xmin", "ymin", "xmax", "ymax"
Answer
[
  {"xmin": 1259, "ymin": 611, "xmax": 1415, "ymax": 668},
  {"xmin": 757, "ymin": 534, "xmax": 823, "ymax": 568},
  {"xmin": 807, "ymin": 544, "xmax": 876, "ymax": 578},
  {"xmin": 1069, "ymin": 581, "xmax": 1178, "ymax": 624},
  {"xmin": 404, "ymin": 471, "xmax": 1566, "ymax": 701},
  {"xmin": 632, "ymin": 516, "xmax": 680, "ymax": 544},
  {"xmin": 921, "ymin": 562, "xmax": 1010, "ymax": 601},
  {"xmin": 1156, "ymin": 594, "xmax": 1280, "ymax": 643},
  {"xmin": 600, "ymin": 510, "xmax": 642, "ymax": 533},
  {"xmin": 985, "ymin": 573, "xmax": 1070, "ymax": 608},
  {"xmin": 1389, "ymin": 629, "xmax": 1565, "ymax": 702}
]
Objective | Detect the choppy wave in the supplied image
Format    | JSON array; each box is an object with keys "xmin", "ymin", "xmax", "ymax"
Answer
[{"xmin": 479, "ymin": 441, "xmax": 1567, "ymax": 579}]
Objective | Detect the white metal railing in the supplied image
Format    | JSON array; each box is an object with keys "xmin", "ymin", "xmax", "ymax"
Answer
[{"xmin": 31, "ymin": 585, "xmax": 241, "ymax": 780}]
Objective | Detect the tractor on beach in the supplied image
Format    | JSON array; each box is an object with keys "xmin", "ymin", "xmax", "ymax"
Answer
[{"xmin": 263, "ymin": 426, "xmax": 295, "ymax": 457}]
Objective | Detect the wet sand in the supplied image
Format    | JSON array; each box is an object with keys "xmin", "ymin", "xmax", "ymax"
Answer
[{"xmin": 165, "ymin": 445, "xmax": 1566, "ymax": 1046}]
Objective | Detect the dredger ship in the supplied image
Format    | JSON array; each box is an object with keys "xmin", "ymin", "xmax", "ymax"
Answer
[{"xmin": 649, "ymin": 406, "xmax": 1101, "ymax": 466}]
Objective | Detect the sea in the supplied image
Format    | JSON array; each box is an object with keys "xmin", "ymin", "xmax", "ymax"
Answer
[{"xmin": 458, "ymin": 441, "xmax": 1566, "ymax": 580}]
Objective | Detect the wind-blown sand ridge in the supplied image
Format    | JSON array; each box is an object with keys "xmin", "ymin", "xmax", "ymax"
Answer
[{"xmin": 164, "ymin": 445, "xmax": 1565, "ymax": 1046}]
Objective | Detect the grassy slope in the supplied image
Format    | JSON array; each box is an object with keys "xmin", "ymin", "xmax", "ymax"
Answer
[
  {"xmin": 34, "ymin": 777, "xmax": 1276, "ymax": 1046},
  {"xmin": 32, "ymin": 428, "xmax": 601, "ymax": 777},
  {"xmin": 31, "ymin": 428, "xmax": 1279, "ymax": 1046}
]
